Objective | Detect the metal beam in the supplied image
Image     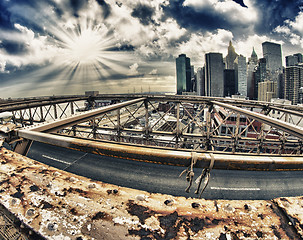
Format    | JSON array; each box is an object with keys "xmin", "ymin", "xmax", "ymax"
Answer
[
  {"xmin": 269, "ymin": 105, "xmax": 303, "ymax": 118},
  {"xmin": 212, "ymin": 101, "xmax": 303, "ymax": 140},
  {"xmin": 0, "ymin": 96, "xmax": 87, "ymax": 113},
  {"xmin": 26, "ymin": 97, "xmax": 146, "ymax": 133},
  {"xmin": 16, "ymin": 129, "xmax": 303, "ymax": 171}
]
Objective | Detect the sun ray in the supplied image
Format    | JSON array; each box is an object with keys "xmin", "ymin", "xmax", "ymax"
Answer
[{"xmin": 0, "ymin": 0, "xmax": 142, "ymax": 97}]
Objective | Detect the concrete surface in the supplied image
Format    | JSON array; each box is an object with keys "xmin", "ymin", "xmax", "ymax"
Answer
[{"xmin": 0, "ymin": 147, "xmax": 302, "ymax": 239}]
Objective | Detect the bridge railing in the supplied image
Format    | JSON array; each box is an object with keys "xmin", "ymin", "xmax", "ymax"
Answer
[
  {"xmin": 53, "ymin": 96, "xmax": 303, "ymax": 156},
  {"xmin": 1, "ymin": 94, "xmax": 303, "ymax": 170}
]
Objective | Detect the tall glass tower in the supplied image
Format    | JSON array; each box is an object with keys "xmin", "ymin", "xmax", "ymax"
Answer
[
  {"xmin": 234, "ymin": 55, "xmax": 247, "ymax": 96},
  {"xmin": 262, "ymin": 41, "xmax": 282, "ymax": 73},
  {"xmin": 285, "ymin": 66, "xmax": 303, "ymax": 104},
  {"xmin": 247, "ymin": 48, "xmax": 258, "ymax": 99},
  {"xmin": 225, "ymin": 41, "xmax": 238, "ymax": 69},
  {"xmin": 176, "ymin": 54, "xmax": 191, "ymax": 94},
  {"xmin": 205, "ymin": 53, "xmax": 224, "ymax": 97}
]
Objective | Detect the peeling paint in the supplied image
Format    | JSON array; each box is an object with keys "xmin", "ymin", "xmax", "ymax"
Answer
[{"xmin": 0, "ymin": 147, "xmax": 302, "ymax": 239}]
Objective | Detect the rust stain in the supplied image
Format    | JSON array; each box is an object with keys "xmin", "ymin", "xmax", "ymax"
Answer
[{"xmin": 0, "ymin": 147, "xmax": 302, "ymax": 239}]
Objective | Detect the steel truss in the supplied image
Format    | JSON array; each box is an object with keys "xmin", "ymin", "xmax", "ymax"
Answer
[{"xmin": 3, "ymin": 94, "xmax": 303, "ymax": 170}]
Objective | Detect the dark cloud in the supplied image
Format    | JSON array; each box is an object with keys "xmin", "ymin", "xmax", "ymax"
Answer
[
  {"xmin": 163, "ymin": 0, "xmax": 302, "ymax": 38},
  {"xmin": 0, "ymin": 2, "xmax": 14, "ymax": 30},
  {"xmin": 0, "ymin": 40, "xmax": 29, "ymax": 55},
  {"xmin": 96, "ymin": 0, "xmax": 111, "ymax": 19},
  {"xmin": 254, "ymin": 0, "xmax": 302, "ymax": 34},
  {"xmin": 69, "ymin": 0, "xmax": 87, "ymax": 18},
  {"xmin": 107, "ymin": 44, "xmax": 135, "ymax": 52},
  {"xmin": 7, "ymin": 0, "xmax": 39, "ymax": 8},
  {"xmin": 131, "ymin": 4, "xmax": 155, "ymax": 26},
  {"xmin": 0, "ymin": 0, "xmax": 51, "ymax": 34},
  {"xmin": 162, "ymin": 1, "xmax": 234, "ymax": 32}
]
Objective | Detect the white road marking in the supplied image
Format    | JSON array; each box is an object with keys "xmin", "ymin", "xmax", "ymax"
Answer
[
  {"xmin": 210, "ymin": 187, "xmax": 261, "ymax": 191},
  {"xmin": 42, "ymin": 155, "xmax": 71, "ymax": 165}
]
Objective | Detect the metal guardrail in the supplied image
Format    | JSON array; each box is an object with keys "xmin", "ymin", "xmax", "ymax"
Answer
[
  {"xmin": 16, "ymin": 130, "xmax": 303, "ymax": 170},
  {"xmin": 1, "ymin": 94, "xmax": 302, "ymax": 170}
]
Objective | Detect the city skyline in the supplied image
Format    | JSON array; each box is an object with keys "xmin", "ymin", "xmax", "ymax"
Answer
[{"xmin": 0, "ymin": 0, "xmax": 303, "ymax": 98}]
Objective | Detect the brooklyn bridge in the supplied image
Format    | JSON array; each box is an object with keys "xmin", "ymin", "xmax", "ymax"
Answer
[{"xmin": 0, "ymin": 94, "xmax": 303, "ymax": 239}]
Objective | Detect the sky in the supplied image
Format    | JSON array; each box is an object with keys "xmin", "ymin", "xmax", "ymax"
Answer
[{"xmin": 0, "ymin": 0, "xmax": 303, "ymax": 98}]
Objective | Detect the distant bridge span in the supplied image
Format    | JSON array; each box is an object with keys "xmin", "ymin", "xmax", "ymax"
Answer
[{"xmin": 1, "ymin": 94, "xmax": 303, "ymax": 171}]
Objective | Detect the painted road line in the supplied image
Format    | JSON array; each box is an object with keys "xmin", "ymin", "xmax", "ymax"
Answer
[
  {"xmin": 42, "ymin": 154, "xmax": 71, "ymax": 165},
  {"xmin": 210, "ymin": 187, "xmax": 261, "ymax": 191}
]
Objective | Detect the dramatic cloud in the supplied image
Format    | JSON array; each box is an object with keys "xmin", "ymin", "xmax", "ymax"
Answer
[
  {"xmin": 253, "ymin": 0, "xmax": 302, "ymax": 35},
  {"xmin": 131, "ymin": 4, "xmax": 155, "ymax": 26},
  {"xmin": 163, "ymin": 0, "xmax": 257, "ymax": 37},
  {"xmin": 0, "ymin": 0, "xmax": 302, "ymax": 98},
  {"xmin": 274, "ymin": 10, "xmax": 303, "ymax": 51}
]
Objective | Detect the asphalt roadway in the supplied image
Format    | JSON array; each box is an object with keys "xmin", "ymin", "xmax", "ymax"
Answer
[{"xmin": 27, "ymin": 141, "xmax": 303, "ymax": 200}]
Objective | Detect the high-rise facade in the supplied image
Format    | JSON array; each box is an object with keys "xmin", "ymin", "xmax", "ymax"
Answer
[
  {"xmin": 205, "ymin": 53, "xmax": 224, "ymax": 97},
  {"xmin": 234, "ymin": 55, "xmax": 247, "ymax": 96},
  {"xmin": 294, "ymin": 53, "xmax": 303, "ymax": 64},
  {"xmin": 286, "ymin": 55, "xmax": 299, "ymax": 67},
  {"xmin": 224, "ymin": 69, "xmax": 236, "ymax": 97},
  {"xmin": 196, "ymin": 67, "xmax": 205, "ymax": 96},
  {"xmin": 262, "ymin": 41, "xmax": 282, "ymax": 73},
  {"xmin": 253, "ymin": 58, "xmax": 267, "ymax": 99},
  {"xmin": 176, "ymin": 54, "xmax": 192, "ymax": 94},
  {"xmin": 286, "ymin": 53, "xmax": 303, "ymax": 66},
  {"xmin": 225, "ymin": 41, "xmax": 238, "ymax": 69},
  {"xmin": 191, "ymin": 65, "xmax": 196, "ymax": 93},
  {"xmin": 247, "ymin": 48, "xmax": 258, "ymax": 99},
  {"xmin": 258, "ymin": 81, "xmax": 277, "ymax": 102},
  {"xmin": 284, "ymin": 65, "xmax": 303, "ymax": 104}
]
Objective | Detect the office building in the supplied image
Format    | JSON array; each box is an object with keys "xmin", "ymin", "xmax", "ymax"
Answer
[
  {"xmin": 258, "ymin": 81, "xmax": 277, "ymax": 102},
  {"xmin": 234, "ymin": 55, "xmax": 247, "ymax": 96},
  {"xmin": 286, "ymin": 53, "xmax": 303, "ymax": 66},
  {"xmin": 294, "ymin": 53, "xmax": 303, "ymax": 63},
  {"xmin": 196, "ymin": 67, "xmax": 205, "ymax": 96},
  {"xmin": 247, "ymin": 48, "xmax": 258, "ymax": 99},
  {"xmin": 262, "ymin": 41, "xmax": 282, "ymax": 73},
  {"xmin": 225, "ymin": 41, "xmax": 238, "ymax": 69},
  {"xmin": 224, "ymin": 69, "xmax": 236, "ymax": 97},
  {"xmin": 286, "ymin": 55, "xmax": 299, "ymax": 67},
  {"xmin": 252, "ymin": 58, "xmax": 267, "ymax": 99},
  {"xmin": 191, "ymin": 65, "xmax": 196, "ymax": 93},
  {"xmin": 284, "ymin": 65, "xmax": 303, "ymax": 104},
  {"xmin": 176, "ymin": 54, "xmax": 192, "ymax": 94},
  {"xmin": 205, "ymin": 53, "xmax": 224, "ymax": 97}
]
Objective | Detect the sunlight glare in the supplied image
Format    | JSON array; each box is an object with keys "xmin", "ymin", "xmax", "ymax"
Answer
[{"xmin": 67, "ymin": 28, "xmax": 103, "ymax": 65}]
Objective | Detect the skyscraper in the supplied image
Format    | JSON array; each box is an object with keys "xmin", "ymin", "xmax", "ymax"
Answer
[
  {"xmin": 258, "ymin": 81, "xmax": 277, "ymax": 102},
  {"xmin": 284, "ymin": 65, "xmax": 303, "ymax": 104},
  {"xmin": 225, "ymin": 41, "xmax": 238, "ymax": 69},
  {"xmin": 294, "ymin": 53, "xmax": 303, "ymax": 64},
  {"xmin": 253, "ymin": 58, "xmax": 267, "ymax": 99},
  {"xmin": 262, "ymin": 41, "xmax": 282, "ymax": 73},
  {"xmin": 196, "ymin": 67, "xmax": 205, "ymax": 96},
  {"xmin": 176, "ymin": 54, "xmax": 191, "ymax": 94},
  {"xmin": 191, "ymin": 65, "xmax": 196, "ymax": 93},
  {"xmin": 286, "ymin": 55, "xmax": 299, "ymax": 67},
  {"xmin": 224, "ymin": 69, "xmax": 236, "ymax": 97},
  {"xmin": 286, "ymin": 53, "xmax": 303, "ymax": 66},
  {"xmin": 262, "ymin": 42, "xmax": 283, "ymax": 100},
  {"xmin": 247, "ymin": 48, "xmax": 258, "ymax": 99},
  {"xmin": 234, "ymin": 55, "xmax": 247, "ymax": 96},
  {"xmin": 205, "ymin": 53, "xmax": 224, "ymax": 97}
]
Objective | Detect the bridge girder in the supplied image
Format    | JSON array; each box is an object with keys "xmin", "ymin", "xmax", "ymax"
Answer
[{"xmin": 1, "ymin": 94, "xmax": 302, "ymax": 170}]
